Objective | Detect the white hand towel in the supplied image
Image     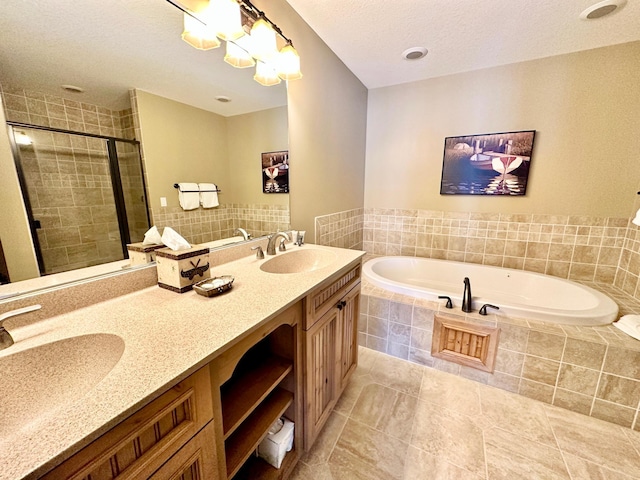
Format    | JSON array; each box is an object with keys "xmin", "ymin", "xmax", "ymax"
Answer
[
  {"xmin": 199, "ymin": 183, "xmax": 219, "ymax": 208},
  {"xmin": 177, "ymin": 183, "xmax": 200, "ymax": 210}
]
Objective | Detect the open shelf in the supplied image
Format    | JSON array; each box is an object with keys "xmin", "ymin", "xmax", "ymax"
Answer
[
  {"xmin": 225, "ymin": 388, "xmax": 293, "ymax": 479},
  {"xmin": 221, "ymin": 354, "xmax": 293, "ymax": 439},
  {"xmin": 233, "ymin": 447, "xmax": 299, "ymax": 480}
]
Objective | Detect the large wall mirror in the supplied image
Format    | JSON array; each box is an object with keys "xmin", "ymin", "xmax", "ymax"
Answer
[{"xmin": 0, "ymin": 0, "xmax": 290, "ymax": 294}]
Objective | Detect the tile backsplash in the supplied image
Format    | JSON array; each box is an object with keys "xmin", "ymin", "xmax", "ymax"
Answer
[{"xmin": 316, "ymin": 208, "xmax": 640, "ymax": 302}]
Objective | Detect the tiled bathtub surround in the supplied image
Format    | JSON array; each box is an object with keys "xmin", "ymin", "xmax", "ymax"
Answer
[
  {"xmin": 363, "ymin": 209, "xmax": 630, "ymax": 286},
  {"xmin": 360, "ymin": 281, "xmax": 640, "ymax": 431},
  {"xmin": 315, "ymin": 208, "xmax": 364, "ymax": 249},
  {"xmin": 619, "ymin": 223, "xmax": 640, "ymax": 301},
  {"xmin": 150, "ymin": 204, "xmax": 290, "ymax": 245}
]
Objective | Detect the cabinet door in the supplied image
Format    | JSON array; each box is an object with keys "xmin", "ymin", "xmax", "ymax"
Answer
[
  {"xmin": 303, "ymin": 307, "xmax": 338, "ymax": 449},
  {"xmin": 149, "ymin": 422, "xmax": 218, "ymax": 480},
  {"xmin": 337, "ymin": 285, "xmax": 360, "ymax": 395}
]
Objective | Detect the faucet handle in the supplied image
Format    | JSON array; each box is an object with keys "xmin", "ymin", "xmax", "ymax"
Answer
[
  {"xmin": 479, "ymin": 304, "xmax": 499, "ymax": 315},
  {"xmin": 438, "ymin": 296, "xmax": 453, "ymax": 309},
  {"xmin": 251, "ymin": 245, "xmax": 264, "ymax": 259},
  {"xmin": 278, "ymin": 238, "xmax": 287, "ymax": 252}
]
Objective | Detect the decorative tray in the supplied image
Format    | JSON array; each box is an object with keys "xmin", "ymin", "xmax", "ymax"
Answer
[{"xmin": 193, "ymin": 275, "xmax": 235, "ymax": 297}]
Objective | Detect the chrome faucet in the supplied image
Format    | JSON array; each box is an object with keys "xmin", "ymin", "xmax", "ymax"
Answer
[
  {"xmin": 0, "ymin": 304, "xmax": 42, "ymax": 350},
  {"xmin": 233, "ymin": 228, "xmax": 251, "ymax": 241},
  {"xmin": 462, "ymin": 277, "xmax": 472, "ymax": 313},
  {"xmin": 266, "ymin": 232, "xmax": 290, "ymax": 255}
]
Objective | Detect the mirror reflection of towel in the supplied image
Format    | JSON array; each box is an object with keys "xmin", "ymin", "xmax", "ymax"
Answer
[
  {"xmin": 199, "ymin": 183, "xmax": 219, "ymax": 208},
  {"xmin": 177, "ymin": 183, "xmax": 199, "ymax": 210}
]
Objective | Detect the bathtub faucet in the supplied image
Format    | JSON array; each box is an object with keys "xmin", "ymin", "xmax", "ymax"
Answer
[{"xmin": 462, "ymin": 277, "xmax": 472, "ymax": 313}]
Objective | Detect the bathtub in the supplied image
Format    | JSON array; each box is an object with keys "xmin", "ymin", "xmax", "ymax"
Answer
[{"xmin": 362, "ymin": 256, "xmax": 619, "ymax": 326}]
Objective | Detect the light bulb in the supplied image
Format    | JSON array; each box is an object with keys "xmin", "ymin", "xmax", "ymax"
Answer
[
  {"xmin": 277, "ymin": 43, "xmax": 302, "ymax": 80},
  {"xmin": 254, "ymin": 61, "xmax": 281, "ymax": 86},
  {"xmin": 250, "ymin": 18, "xmax": 278, "ymax": 61},
  {"xmin": 210, "ymin": 0, "xmax": 244, "ymax": 41},
  {"xmin": 225, "ymin": 40, "xmax": 255, "ymax": 68},
  {"xmin": 181, "ymin": 9, "xmax": 220, "ymax": 50}
]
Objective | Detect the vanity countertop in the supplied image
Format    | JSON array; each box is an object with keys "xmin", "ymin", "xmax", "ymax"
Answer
[{"xmin": 0, "ymin": 244, "xmax": 364, "ymax": 480}]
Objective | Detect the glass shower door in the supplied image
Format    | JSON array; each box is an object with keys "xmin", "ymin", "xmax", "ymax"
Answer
[{"xmin": 10, "ymin": 126, "xmax": 149, "ymax": 275}]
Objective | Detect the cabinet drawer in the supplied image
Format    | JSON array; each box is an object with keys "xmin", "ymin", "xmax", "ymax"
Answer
[
  {"xmin": 304, "ymin": 263, "xmax": 361, "ymax": 330},
  {"xmin": 149, "ymin": 422, "xmax": 218, "ymax": 480},
  {"xmin": 43, "ymin": 365, "xmax": 214, "ymax": 480}
]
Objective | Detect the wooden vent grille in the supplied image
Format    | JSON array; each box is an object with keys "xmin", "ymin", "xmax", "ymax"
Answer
[
  {"xmin": 431, "ymin": 316, "xmax": 500, "ymax": 373},
  {"xmin": 312, "ymin": 266, "xmax": 359, "ymax": 312}
]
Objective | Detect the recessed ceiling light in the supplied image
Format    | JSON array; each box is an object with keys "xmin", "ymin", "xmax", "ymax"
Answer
[
  {"xmin": 61, "ymin": 84, "xmax": 84, "ymax": 93},
  {"xmin": 215, "ymin": 95, "xmax": 231, "ymax": 103},
  {"xmin": 402, "ymin": 47, "xmax": 428, "ymax": 61},
  {"xmin": 580, "ymin": 0, "xmax": 626, "ymax": 19}
]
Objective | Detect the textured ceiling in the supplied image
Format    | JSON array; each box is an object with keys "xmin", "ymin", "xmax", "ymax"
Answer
[
  {"xmin": 285, "ymin": 0, "xmax": 640, "ymax": 89},
  {"xmin": 0, "ymin": 0, "xmax": 286, "ymax": 115},
  {"xmin": 1, "ymin": 1, "xmax": 639, "ymax": 115}
]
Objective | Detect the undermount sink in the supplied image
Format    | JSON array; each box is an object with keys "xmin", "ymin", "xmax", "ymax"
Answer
[
  {"xmin": 260, "ymin": 249, "xmax": 337, "ymax": 274},
  {"xmin": 0, "ymin": 333, "xmax": 125, "ymax": 435}
]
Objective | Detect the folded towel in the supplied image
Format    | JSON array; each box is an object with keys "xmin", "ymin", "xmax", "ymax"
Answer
[
  {"xmin": 177, "ymin": 183, "xmax": 199, "ymax": 210},
  {"xmin": 199, "ymin": 183, "xmax": 219, "ymax": 208}
]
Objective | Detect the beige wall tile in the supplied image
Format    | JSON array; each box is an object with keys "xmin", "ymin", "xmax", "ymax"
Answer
[
  {"xmin": 590, "ymin": 400, "xmax": 635, "ymax": 428},
  {"xmin": 557, "ymin": 364, "xmax": 599, "ymax": 396},
  {"xmin": 563, "ymin": 338, "xmax": 607, "ymax": 370},
  {"xmin": 603, "ymin": 347, "xmax": 640, "ymax": 380},
  {"xmin": 498, "ymin": 323, "xmax": 529, "ymax": 352},
  {"xmin": 526, "ymin": 330, "xmax": 565, "ymax": 360},
  {"xmin": 596, "ymin": 374, "xmax": 640, "ymax": 407},
  {"xmin": 522, "ymin": 356, "xmax": 560, "ymax": 386},
  {"xmin": 552, "ymin": 389, "xmax": 593, "ymax": 415},
  {"xmin": 519, "ymin": 378, "xmax": 554, "ymax": 403}
]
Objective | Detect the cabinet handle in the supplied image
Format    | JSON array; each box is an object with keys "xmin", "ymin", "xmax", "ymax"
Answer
[{"xmin": 336, "ymin": 300, "xmax": 347, "ymax": 310}]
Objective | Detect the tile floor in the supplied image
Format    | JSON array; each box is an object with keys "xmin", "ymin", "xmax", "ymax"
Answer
[{"xmin": 290, "ymin": 347, "xmax": 640, "ymax": 479}]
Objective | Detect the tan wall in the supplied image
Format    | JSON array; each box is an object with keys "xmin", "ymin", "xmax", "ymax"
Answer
[
  {"xmin": 226, "ymin": 106, "xmax": 288, "ymax": 205},
  {"xmin": 255, "ymin": 0, "xmax": 368, "ymax": 235},
  {"xmin": 365, "ymin": 41, "xmax": 640, "ymax": 218},
  {"xmin": 0, "ymin": 99, "xmax": 39, "ymax": 281},
  {"xmin": 135, "ymin": 89, "xmax": 230, "ymax": 211}
]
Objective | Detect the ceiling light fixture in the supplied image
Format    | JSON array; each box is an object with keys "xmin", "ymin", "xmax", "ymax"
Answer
[
  {"xmin": 168, "ymin": 0, "xmax": 302, "ymax": 85},
  {"xmin": 580, "ymin": 0, "xmax": 626, "ymax": 19}
]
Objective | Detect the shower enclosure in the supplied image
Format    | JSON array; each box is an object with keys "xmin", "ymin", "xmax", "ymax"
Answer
[{"xmin": 7, "ymin": 122, "xmax": 150, "ymax": 276}]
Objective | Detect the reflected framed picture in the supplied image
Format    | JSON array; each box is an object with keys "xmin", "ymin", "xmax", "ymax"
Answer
[
  {"xmin": 440, "ymin": 130, "xmax": 536, "ymax": 196},
  {"xmin": 262, "ymin": 150, "xmax": 289, "ymax": 193}
]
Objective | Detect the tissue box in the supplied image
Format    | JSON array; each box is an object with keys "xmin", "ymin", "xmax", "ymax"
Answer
[
  {"xmin": 257, "ymin": 418, "xmax": 294, "ymax": 469},
  {"xmin": 126, "ymin": 242, "xmax": 165, "ymax": 266},
  {"xmin": 156, "ymin": 245, "xmax": 211, "ymax": 293}
]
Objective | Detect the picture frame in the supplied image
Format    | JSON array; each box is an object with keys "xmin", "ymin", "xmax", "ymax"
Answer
[
  {"xmin": 439, "ymin": 130, "xmax": 536, "ymax": 196},
  {"xmin": 262, "ymin": 150, "xmax": 289, "ymax": 193}
]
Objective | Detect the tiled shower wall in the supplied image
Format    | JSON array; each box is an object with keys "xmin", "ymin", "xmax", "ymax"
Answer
[
  {"xmin": 150, "ymin": 204, "xmax": 290, "ymax": 245},
  {"xmin": 0, "ymin": 83, "xmax": 143, "ymax": 274}
]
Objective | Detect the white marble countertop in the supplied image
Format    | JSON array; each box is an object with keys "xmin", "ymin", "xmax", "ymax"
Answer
[{"xmin": 0, "ymin": 244, "xmax": 364, "ymax": 480}]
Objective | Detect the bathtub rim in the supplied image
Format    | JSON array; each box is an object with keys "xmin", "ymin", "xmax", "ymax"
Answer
[{"xmin": 362, "ymin": 256, "xmax": 619, "ymax": 326}]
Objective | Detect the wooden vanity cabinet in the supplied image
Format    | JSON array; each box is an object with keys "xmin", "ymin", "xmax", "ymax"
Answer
[
  {"xmin": 42, "ymin": 365, "xmax": 217, "ymax": 480},
  {"xmin": 303, "ymin": 263, "xmax": 361, "ymax": 450},
  {"xmin": 209, "ymin": 301, "xmax": 303, "ymax": 480}
]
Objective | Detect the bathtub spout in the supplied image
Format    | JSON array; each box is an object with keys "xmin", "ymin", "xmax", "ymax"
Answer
[{"xmin": 462, "ymin": 277, "xmax": 472, "ymax": 313}]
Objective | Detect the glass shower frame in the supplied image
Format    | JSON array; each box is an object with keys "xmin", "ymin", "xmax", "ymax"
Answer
[{"xmin": 6, "ymin": 121, "xmax": 150, "ymax": 276}]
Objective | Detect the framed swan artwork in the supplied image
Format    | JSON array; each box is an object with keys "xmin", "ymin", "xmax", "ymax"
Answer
[
  {"xmin": 262, "ymin": 150, "xmax": 289, "ymax": 193},
  {"xmin": 440, "ymin": 130, "xmax": 536, "ymax": 196}
]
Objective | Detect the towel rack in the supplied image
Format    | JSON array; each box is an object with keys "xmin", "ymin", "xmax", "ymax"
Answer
[{"xmin": 174, "ymin": 183, "xmax": 221, "ymax": 193}]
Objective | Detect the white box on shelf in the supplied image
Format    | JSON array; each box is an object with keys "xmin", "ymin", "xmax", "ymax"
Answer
[{"xmin": 257, "ymin": 418, "xmax": 294, "ymax": 469}]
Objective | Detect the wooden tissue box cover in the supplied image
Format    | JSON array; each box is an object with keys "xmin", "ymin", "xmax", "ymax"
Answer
[
  {"xmin": 156, "ymin": 245, "xmax": 211, "ymax": 293},
  {"xmin": 127, "ymin": 242, "xmax": 165, "ymax": 266}
]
